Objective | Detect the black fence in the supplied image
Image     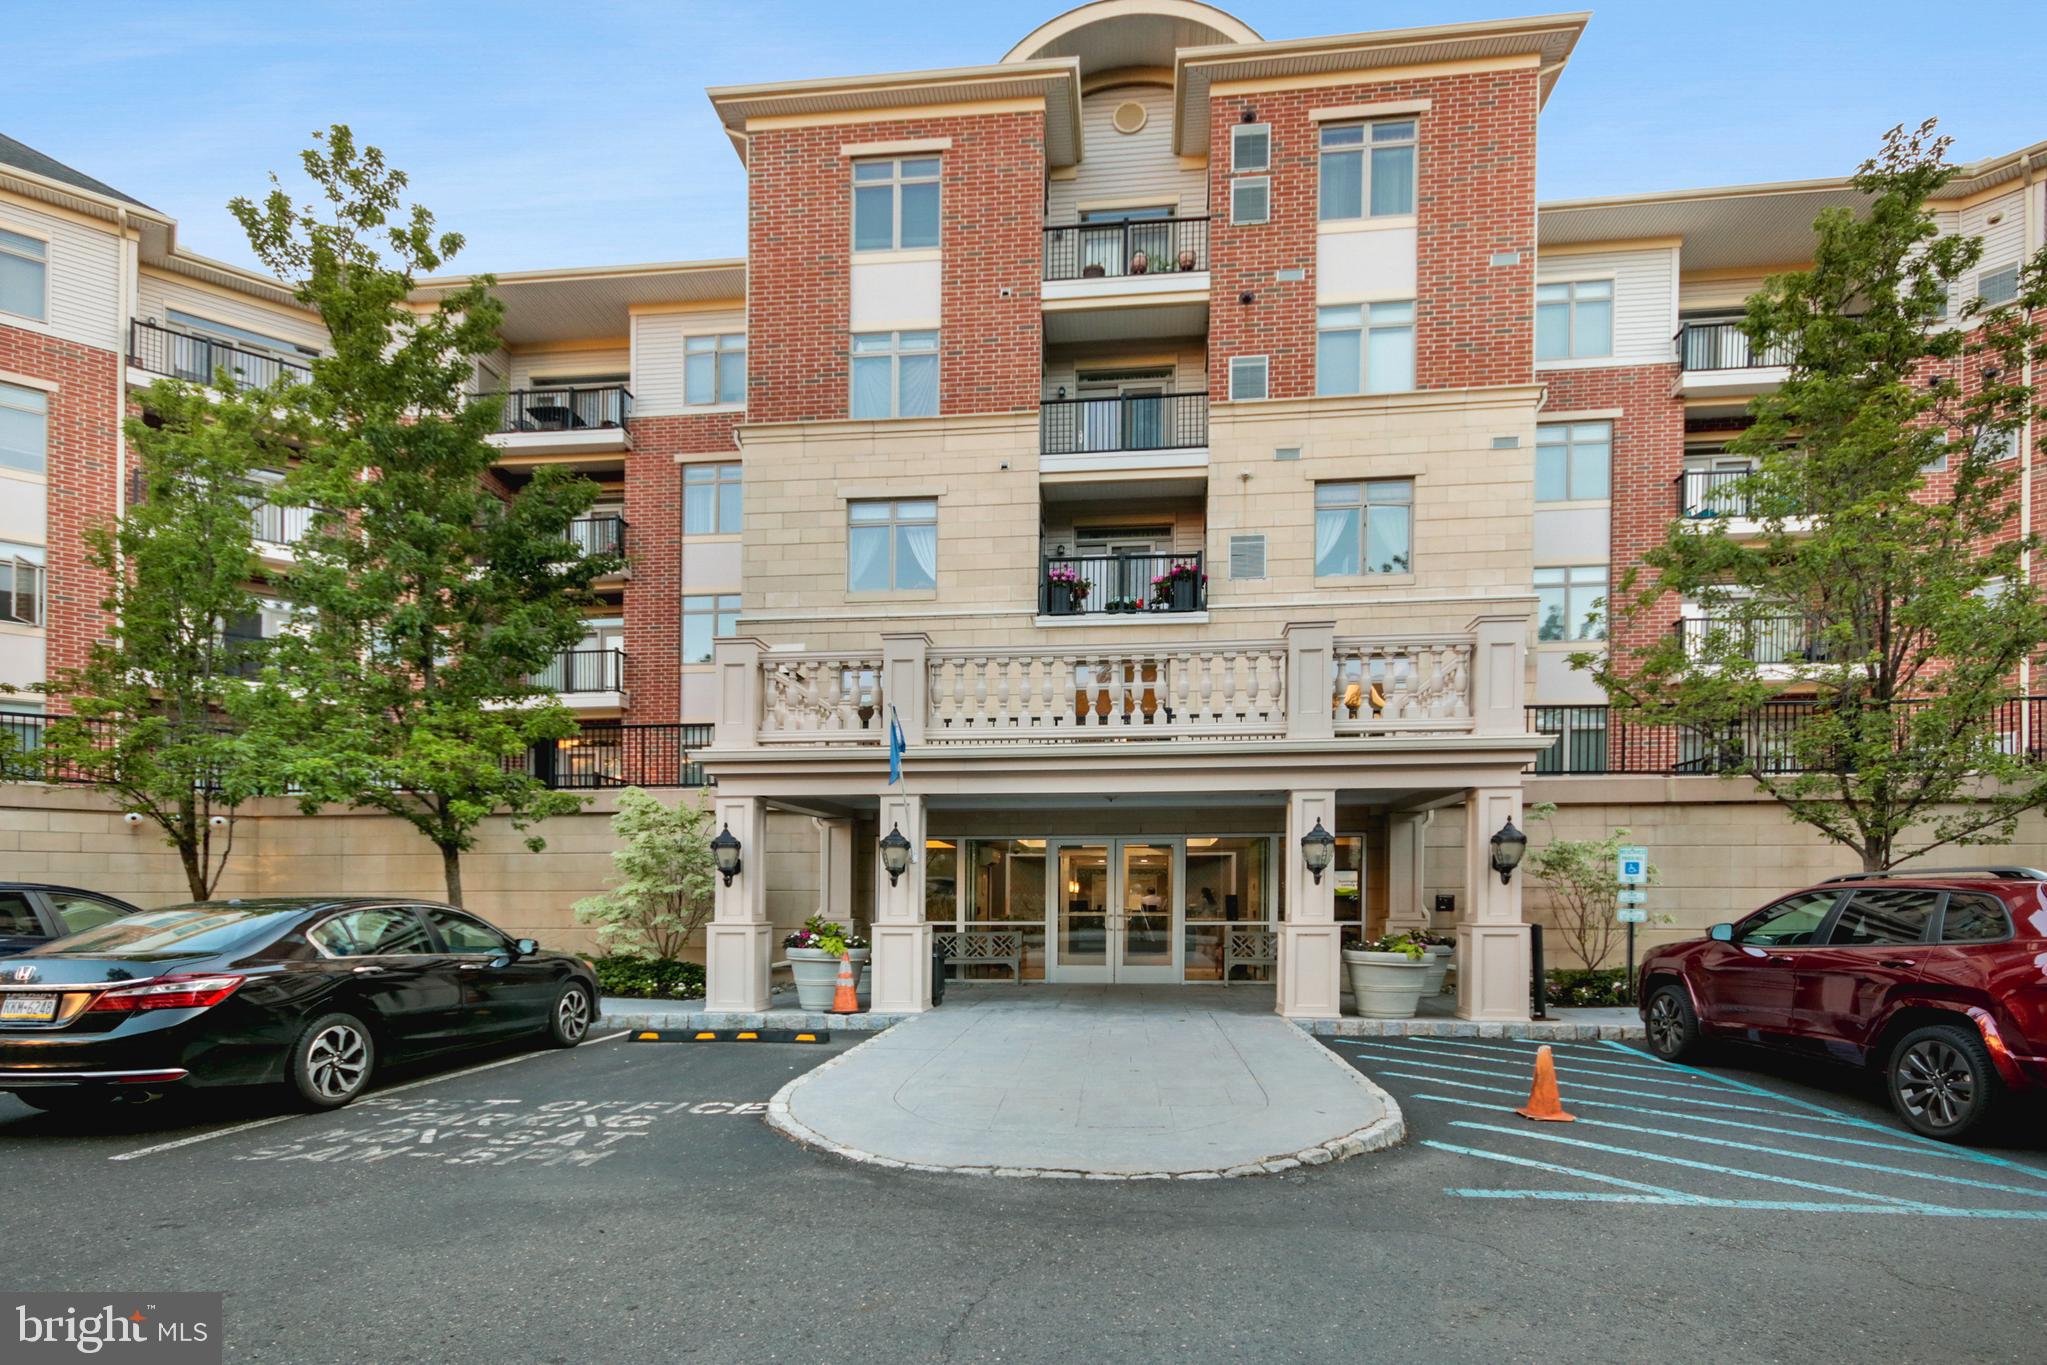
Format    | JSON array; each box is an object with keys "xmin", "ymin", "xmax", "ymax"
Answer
[
  {"xmin": 1676, "ymin": 320, "xmax": 1793, "ymax": 372},
  {"xmin": 1043, "ymin": 215, "xmax": 1209, "ymax": 282},
  {"xmin": 495, "ymin": 386, "xmax": 632, "ymax": 434},
  {"xmin": 568, "ymin": 515, "xmax": 627, "ymax": 559},
  {"xmin": 1674, "ymin": 615, "xmax": 1834, "ymax": 666},
  {"xmin": 129, "ymin": 319, "xmax": 312, "ymax": 390},
  {"xmin": 1676, "ymin": 468, "xmax": 1754, "ymax": 518},
  {"xmin": 1042, "ymin": 550, "xmax": 1205, "ymax": 615},
  {"xmin": 1040, "ymin": 392, "xmax": 1208, "ymax": 456},
  {"xmin": 526, "ymin": 649, "xmax": 626, "ymax": 694}
]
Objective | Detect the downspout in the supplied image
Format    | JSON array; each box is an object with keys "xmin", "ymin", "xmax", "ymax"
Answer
[
  {"xmin": 2023, "ymin": 157, "xmax": 2040, "ymax": 714},
  {"xmin": 113, "ymin": 208, "xmax": 131, "ymax": 528}
]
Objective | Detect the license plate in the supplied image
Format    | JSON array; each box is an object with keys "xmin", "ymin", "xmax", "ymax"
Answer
[{"xmin": 0, "ymin": 993, "xmax": 58, "ymax": 1022}]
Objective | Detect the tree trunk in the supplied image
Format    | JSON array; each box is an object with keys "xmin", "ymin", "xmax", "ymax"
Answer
[
  {"xmin": 179, "ymin": 841, "xmax": 211, "ymax": 901},
  {"xmin": 441, "ymin": 842, "xmax": 465, "ymax": 907}
]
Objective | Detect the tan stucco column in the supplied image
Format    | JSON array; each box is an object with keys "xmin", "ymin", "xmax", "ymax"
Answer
[
  {"xmin": 1385, "ymin": 811, "xmax": 1428, "ymax": 932},
  {"xmin": 813, "ymin": 817, "xmax": 855, "ymax": 919},
  {"xmin": 1277, "ymin": 788, "xmax": 1342, "ymax": 1019},
  {"xmin": 1456, "ymin": 786, "xmax": 1532, "ymax": 1021},
  {"xmin": 869, "ymin": 790, "xmax": 931, "ymax": 1014},
  {"xmin": 704, "ymin": 795, "xmax": 771, "ymax": 1012}
]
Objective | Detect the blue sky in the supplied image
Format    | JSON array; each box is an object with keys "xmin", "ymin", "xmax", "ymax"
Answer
[{"xmin": 6, "ymin": 1, "xmax": 2044, "ymax": 275}]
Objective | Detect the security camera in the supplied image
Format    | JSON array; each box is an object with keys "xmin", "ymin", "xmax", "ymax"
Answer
[
  {"xmin": 122, "ymin": 812, "xmax": 144, "ymax": 826},
  {"xmin": 208, "ymin": 814, "xmax": 229, "ymax": 828}
]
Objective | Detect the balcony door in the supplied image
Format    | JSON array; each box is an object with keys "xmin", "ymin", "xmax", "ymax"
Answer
[
  {"xmin": 1076, "ymin": 205, "xmax": 1173, "ymax": 278},
  {"xmin": 1047, "ymin": 838, "xmax": 1182, "ymax": 983},
  {"xmin": 1077, "ymin": 370, "xmax": 1169, "ymax": 452},
  {"xmin": 1076, "ymin": 527, "xmax": 1168, "ymax": 609}
]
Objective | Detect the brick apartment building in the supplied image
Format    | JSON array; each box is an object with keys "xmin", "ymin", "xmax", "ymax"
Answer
[{"xmin": 1, "ymin": 4, "xmax": 2040, "ymax": 1020}]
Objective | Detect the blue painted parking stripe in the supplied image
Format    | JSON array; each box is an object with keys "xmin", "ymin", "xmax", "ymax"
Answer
[
  {"xmin": 1445, "ymin": 1120, "xmax": 1945, "ymax": 1209},
  {"xmin": 1404, "ymin": 1036, "xmax": 1683, "ymax": 1075},
  {"xmin": 1419, "ymin": 1139, "xmax": 1701, "ymax": 1200},
  {"xmin": 1410, "ymin": 1094, "xmax": 2047, "ymax": 1201},
  {"xmin": 1351, "ymin": 1039, "xmax": 1735, "ymax": 1091},
  {"xmin": 1443, "ymin": 1189, "xmax": 2047, "ymax": 1220}
]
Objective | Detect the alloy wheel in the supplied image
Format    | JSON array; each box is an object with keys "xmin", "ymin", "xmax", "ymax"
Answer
[
  {"xmin": 306, "ymin": 1023, "xmax": 369, "ymax": 1100},
  {"xmin": 557, "ymin": 988, "xmax": 591, "ymax": 1042},
  {"xmin": 1646, "ymin": 992, "xmax": 1685, "ymax": 1055},
  {"xmin": 1895, "ymin": 1038, "xmax": 1975, "ymax": 1131}
]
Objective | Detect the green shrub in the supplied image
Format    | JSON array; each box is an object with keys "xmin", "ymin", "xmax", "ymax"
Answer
[
  {"xmin": 1545, "ymin": 967, "xmax": 1632, "ymax": 1008},
  {"xmin": 592, "ymin": 956, "xmax": 706, "ymax": 1000}
]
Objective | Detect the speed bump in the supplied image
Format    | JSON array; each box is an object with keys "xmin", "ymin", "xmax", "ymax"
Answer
[{"xmin": 633, "ymin": 1028, "xmax": 830, "ymax": 1044}]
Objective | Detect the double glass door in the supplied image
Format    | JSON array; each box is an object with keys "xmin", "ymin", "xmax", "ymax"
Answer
[{"xmin": 1049, "ymin": 839, "xmax": 1181, "ymax": 982}]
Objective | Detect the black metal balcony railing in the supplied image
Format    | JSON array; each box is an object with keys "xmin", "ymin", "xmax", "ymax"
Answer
[
  {"xmin": 1676, "ymin": 320, "xmax": 1793, "ymax": 372},
  {"xmin": 1043, "ymin": 215, "xmax": 1210, "ymax": 282},
  {"xmin": 495, "ymin": 386, "xmax": 632, "ymax": 434},
  {"xmin": 527, "ymin": 648, "xmax": 626, "ymax": 694},
  {"xmin": 1676, "ymin": 468, "xmax": 1756, "ymax": 519},
  {"xmin": 130, "ymin": 319, "xmax": 312, "ymax": 390},
  {"xmin": 1675, "ymin": 615, "xmax": 1834, "ymax": 666},
  {"xmin": 568, "ymin": 515, "xmax": 627, "ymax": 559},
  {"xmin": 1040, "ymin": 392, "xmax": 1208, "ymax": 456},
  {"xmin": 1042, "ymin": 550, "xmax": 1206, "ymax": 616}
]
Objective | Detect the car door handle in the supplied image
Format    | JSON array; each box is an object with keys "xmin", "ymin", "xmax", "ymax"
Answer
[
  {"xmin": 1880, "ymin": 958, "xmax": 1917, "ymax": 968},
  {"xmin": 352, "ymin": 965, "xmax": 385, "ymax": 975},
  {"xmin": 458, "ymin": 962, "xmax": 490, "ymax": 971}
]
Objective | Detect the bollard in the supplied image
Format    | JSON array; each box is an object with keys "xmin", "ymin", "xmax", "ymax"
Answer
[
  {"xmin": 1529, "ymin": 923, "xmax": 1548, "ymax": 1020},
  {"xmin": 931, "ymin": 939, "xmax": 947, "ymax": 1006}
]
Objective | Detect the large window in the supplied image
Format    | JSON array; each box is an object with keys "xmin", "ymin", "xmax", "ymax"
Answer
[
  {"xmin": 684, "ymin": 333, "xmax": 746, "ymax": 406},
  {"xmin": 0, "ymin": 542, "xmax": 43, "ymax": 626},
  {"xmin": 1316, "ymin": 302, "xmax": 1415, "ymax": 395},
  {"xmin": 1535, "ymin": 422, "xmax": 1612, "ymax": 501},
  {"xmin": 683, "ymin": 463, "xmax": 741, "ymax": 535},
  {"xmin": 851, "ymin": 331, "xmax": 938, "ymax": 419},
  {"xmin": 1319, "ymin": 119, "xmax": 1417, "ymax": 221},
  {"xmin": 0, "ymin": 227, "xmax": 47, "ymax": 322},
  {"xmin": 848, "ymin": 499, "xmax": 937, "ymax": 592},
  {"xmin": 1536, "ymin": 280, "xmax": 1613, "ymax": 360},
  {"xmin": 1535, "ymin": 565, "xmax": 1607, "ymax": 641},
  {"xmin": 853, "ymin": 157, "xmax": 941, "ymax": 252},
  {"xmin": 1314, "ymin": 480, "xmax": 1412, "ymax": 577},
  {"xmin": 0, "ymin": 382, "xmax": 47, "ymax": 475},
  {"xmin": 682, "ymin": 593, "xmax": 740, "ymax": 665}
]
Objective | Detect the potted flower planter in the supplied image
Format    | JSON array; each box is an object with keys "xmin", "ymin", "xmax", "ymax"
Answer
[
  {"xmin": 1420, "ymin": 944, "xmax": 1454, "ymax": 997},
  {"xmin": 1130, "ymin": 252, "xmax": 1149, "ymax": 275},
  {"xmin": 1177, "ymin": 248, "xmax": 1197, "ymax": 272},
  {"xmin": 783, "ymin": 916, "xmax": 869, "ymax": 1012},
  {"xmin": 1081, "ymin": 263, "xmax": 1106, "ymax": 278},
  {"xmin": 1342, "ymin": 934, "xmax": 1430, "ymax": 1019}
]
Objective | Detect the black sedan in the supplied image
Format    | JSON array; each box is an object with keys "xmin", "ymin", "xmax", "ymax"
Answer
[
  {"xmin": 0, "ymin": 898, "xmax": 601, "ymax": 1113},
  {"xmin": 1, "ymin": 883, "xmax": 145, "ymax": 956}
]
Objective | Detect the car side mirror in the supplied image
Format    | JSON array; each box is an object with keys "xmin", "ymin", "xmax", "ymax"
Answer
[
  {"xmin": 1707, "ymin": 923, "xmax": 1734, "ymax": 943},
  {"xmin": 514, "ymin": 937, "xmax": 540, "ymax": 957}
]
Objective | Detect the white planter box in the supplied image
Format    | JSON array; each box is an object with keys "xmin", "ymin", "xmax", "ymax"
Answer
[{"xmin": 787, "ymin": 946, "xmax": 869, "ymax": 1011}]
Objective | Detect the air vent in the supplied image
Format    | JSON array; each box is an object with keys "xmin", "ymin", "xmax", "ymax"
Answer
[
  {"xmin": 1112, "ymin": 101, "xmax": 1148, "ymax": 135},
  {"xmin": 1229, "ymin": 534, "xmax": 1267, "ymax": 580}
]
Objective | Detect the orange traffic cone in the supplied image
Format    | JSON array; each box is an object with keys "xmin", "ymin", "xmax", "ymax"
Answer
[
  {"xmin": 1514, "ymin": 1045, "xmax": 1575, "ymax": 1122},
  {"xmin": 832, "ymin": 952, "xmax": 860, "ymax": 1014}
]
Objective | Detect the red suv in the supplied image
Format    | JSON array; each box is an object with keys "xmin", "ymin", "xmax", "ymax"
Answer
[{"xmin": 1637, "ymin": 867, "xmax": 2047, "ymax": 1141}]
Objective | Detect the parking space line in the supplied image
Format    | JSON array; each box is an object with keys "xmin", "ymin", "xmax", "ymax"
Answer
[
  {"xmin": 1348, "ymin": 1040, "xmax": 1734, "ymax": 1092},
  {"xmin": 1344, "ymin": 1049, "xmax": 1862, "ymax": 1122},
  {"xmin": 1444, "ymin": 1189, "xmax": 2047, "ymax": 1220},
  {"xmin": 1420, "ymin": 1139, "xmax": 1699, "ymax": 1200},
  {"xmin": 1404, "ymin": 1037, "xmax": 1694, "ymax": 1075}
]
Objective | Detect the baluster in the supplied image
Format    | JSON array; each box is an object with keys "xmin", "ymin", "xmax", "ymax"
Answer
[{"xmin": 996, "ymin": 657, "xmax": 1016, "ymax": 729}]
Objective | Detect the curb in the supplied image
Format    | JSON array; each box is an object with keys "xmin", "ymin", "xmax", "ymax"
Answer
[{"xmin": 1300, "ymin": 1017, "xmax": 1645, "ymax": 1041}]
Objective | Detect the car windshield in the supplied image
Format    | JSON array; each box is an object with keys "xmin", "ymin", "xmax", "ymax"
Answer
[{"xmin": 28, "ymin": 907, "xmax": 289, "ymax": 957}]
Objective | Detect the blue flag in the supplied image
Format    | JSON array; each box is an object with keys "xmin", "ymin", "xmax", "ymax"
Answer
[{"xmin": 888, "ymin": 705, "xmax": 906, "ymax": 785}]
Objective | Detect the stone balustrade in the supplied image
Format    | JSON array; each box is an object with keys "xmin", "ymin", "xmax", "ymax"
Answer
[
  {"xmin": 1329, "ymin": 635, "xmax": 1475, "ymax": 734},
  {"xmin": 757, "ymin": 653, "xmax": 886, "ymax": 742}
]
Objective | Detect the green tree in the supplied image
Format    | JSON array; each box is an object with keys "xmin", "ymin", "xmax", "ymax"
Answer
[
  {"xmin": 1586, "ymin": 121, "xmax": 2047, "ymax": 871},
  {"xmin": 38, "ymin": 377, "xmax": 303, "ymax": 898},
  {"xmin": 232, "ymin": 126, "xmax": 621, "ymax": 905},
  {"xmin": 571, "ymin": 788, "xmax": 716, "ymax": 960},
  {"xmin": 1523, "ymin": 804, "xmax": 1655, "ymax": 971}
]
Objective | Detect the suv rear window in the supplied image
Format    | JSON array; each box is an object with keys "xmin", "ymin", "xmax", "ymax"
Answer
[
  {"xmin": 1940, "ymin": 893, "xmax": 2011, "ymax": 943},
  {"xmin": 1826, "ymin": 888, "xmax": 1940, "ymax": 947}
]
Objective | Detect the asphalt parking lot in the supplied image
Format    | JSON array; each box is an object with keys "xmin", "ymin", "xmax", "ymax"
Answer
[{"xmin": 4, "ymin": 1026, "xmax": 2046, "ymax": 1363}]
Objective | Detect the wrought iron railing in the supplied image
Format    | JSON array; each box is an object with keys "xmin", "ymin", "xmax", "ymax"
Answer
[
  {"xmin": 526, "ymin": 648, "xmax": 626, "ymax": 694},
  {"xmin": 1043, "ymin": 215, "xmax": 1210, "ymax": 282},
  {"xmin": 250, "ymin": 502, "xmax": 315, "ymax": 547},
  {"xmin": 1041, "ymin": 551, "xmax": 1206, "ymax": 615},
  {"xmin": 1040, "ymin": 392, "xmax": 1208, "ymax": 456},
  {"xmin": 130, "ymin": 319, "xmax": 312, "ymax": 390},
  {"xmin": 568, "ymin": 516, "xmax": 627, "ymax": 559},
  {"xmin": 1675, "ymin": 615, "xmax": 1834, "ymax": 666},
  {"xmin": 1676, "ymin": 320, "xmax": 1793, "ymax": 372},
  {"xmin": 494, "ymin": 386, "xmax": 632, "ymax": 434},
  {"xmin": 1676, "ymin": 468, "xmax": 1756, "ymax": 518}
]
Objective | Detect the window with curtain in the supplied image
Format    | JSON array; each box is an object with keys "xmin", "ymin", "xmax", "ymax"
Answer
[
  {"xmin": 0, "ymin": 541, "xmax": 44, "ymax": 626},
  {"xmin": 682, "ymin": 463, "xmax": 742, "ymax": 535},
  {"xmin": 0, "ymin": 381, "xmax": 47, "ymax": 475},
  {"xmin": 852, "ymin": 157, "xmax": 941, "ymax": 252},
  {"xmin": 1536, "ymin": 565, "xmax": 1608, "ymax": 641},
  {"xmin": 1314, "ymin": 480, "xmax": 1412, "ymax": 577},
  {"xmin": 0, "ymin": 227, "xmax": 48, "ymax": 322},
  {"xmin": 682, "ymin": 593, "xmax": 741, "ymax": 664},
  {"xmin": 1316, "ymin": 301, "xmax": 1416, "ymax": 395},
  {"xmin": 1319, "ymin": 119, "xmax": 1416, "ymax": 221},
  {"xmin": 1536, "ymin": 280, "xmax": 1614, "ymax": 360},
  {"xmin": 851, "ymin": 331, "xmax": 939, "ymax": 419},
  {"xmin": 684, "ymin": 333, "xmax": 746, "ymax": 406},
  {"xmin": 1534, "ymin": 422, "xmax": 1612, "ymax": 501},
  {"xmin": 847, "ymin": 499, "xmax": 937, "ymax": 592}
]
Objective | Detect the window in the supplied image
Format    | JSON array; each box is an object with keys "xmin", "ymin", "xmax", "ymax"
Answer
[
  {"xmin": 1973, "ymin": 427, "xmax": 2019, "ymax": 462},
  {"xmin": 165, "ymin": 308, "xmax": 314, "ymax": 359},
  {"xmin": 426, "ymin": 906, "xmax": 509, "ymax": 954},
  {"xmin": 308, "ymin": 906, "xmax": 433, "ymax": 957},
  {"xmin": 1319, "ymin": 120, "xmax": 1416, "ymax": 221},
  {"xmin": 0, "ymin": 381, "xmax": 47, "ymax": 475},
  {"xmin": 1979, "ymin": 264, "xmax": 2020, "ymax": 307},
  {"xmin": 1826, "ymin": 889, "xmax": 1939, "ymax": 947},
  {"xmin": 1228, "ymin": 356, "xmax": 1268, "ymax": 402},
  {"xmin": 0, "ymin": 227, "xmax": 47, "ymax": 322},
  {"xmin": 1231, "ymin": 124, "xmax": 1270, "ymax": 172},
  {"xmin": 682, "ymin": 593, "xmax": 741, "ymax": 664},
  {"xmin": 1314, "ymin": 480, "xmax": 1413, "ymax": 577},
  {"xmin": 1316, "ymin": 302, "xmax": 1416, "ymax": 395},
  {"xmin": 852, "ymin": 157, "xmax": 940, "ymax": 252},
  {"xmin": 1734, "ymin": 892, "xmax": 1836, "ymax": 947},
  {"xmin": 1536, "ymin": 280, "xmax": 1614, "ymax": 361},
  {"xmin": 0, "ymin": 542, "xmax": 44, "ymax": 626},
  {"xmin": 683, "ymin": 463, "xmax": 742, "ymax": 535},
  {"xmin": 684, "ymin": 333, "xmax": 746, "ymax": 406},
  {"xmin": 851, "ymin": 331, "xmax": 938, "ymax": 419},
  {"xmin": 1535, "ymin": 566, "xmax": 1608, "ymax": 642},
  {"xmin": 1535, "ymin": 422, "xmax": 1612, "ymax": 501},
  {"xmin": 45, "ymin": 892, "xmax": 137, "ymax": 936},
  {"xmin": 0, "ymin": 891, "xmax": 38, "ymax": 938},
  {"xmin": 1230, "ymin": 176, "xmax": 1269, "ymax": 226},
  {"xmin": 1940, "ymin": 894, "xmax": 2011, "ymax": 943},
  {"xmin": 848, "ymin": 499, "xmax": 937, "ymax": 592}
]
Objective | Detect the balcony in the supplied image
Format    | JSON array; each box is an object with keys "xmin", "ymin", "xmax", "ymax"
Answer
[
  {"xmin": 527, "ymin": 648, "xmax": 627, "ymax": 707},
  {"xmin": 1039, "ymin": 392, "xmax": 1208, "ymax": 475},
  {"xmin": 1675, "ymin": 615, "xmax": 1834, "ymax": 667},
  {"xmin": 568, "ymin": 515, "xmax": 628, "ymax": 561},
  {"xmin": 1042, "ymin": 551, "xmax": 1205, "ymax": 618},
  {"xmin": 1675, "ymin": 468, "xmax": 1755, "ymax": 519},
  {"xmin": 1673, "ymin": 320, "xmax": 1791, "ymax": 399},
  {"xmin": 486, "ymin": 386, "xmax": 633, "ymax": 458},
  {"xmin": 129, "ymin": 319, "xmax": 311, "ymax": 391},
  {"xmin": 1043, "ymin": 216, "xmax": 1210, "ymax": 283},
  {"xmin": 249, "ymin": 501, "xmax": 315, "ymax": 567},
  {"xmin": 1041, "ymin": 217, "xmax": 1211, "ymax": 338}
]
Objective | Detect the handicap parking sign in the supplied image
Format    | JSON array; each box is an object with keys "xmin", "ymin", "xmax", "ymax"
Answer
[{"xmin": 1617, "ymin": 846, "xmax": 1648, "ymax": 885}]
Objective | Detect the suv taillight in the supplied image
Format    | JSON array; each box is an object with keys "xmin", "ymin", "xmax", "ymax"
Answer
[{"xmin": 86, "ymin": 974, "xmax": 245, "ymax": 1013}]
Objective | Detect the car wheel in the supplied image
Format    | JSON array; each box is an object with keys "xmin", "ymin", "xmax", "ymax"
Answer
[
  {"xmin": 544, "ymin": 983, "xmax": 593, "ymax": 1049},
  {"xmin": 289, "ymin": 1012, "xmax": 375, "ymax": 1110},
  {"xmin": 1888, "ymin": 1023, "xmax": 1999, "ymax": 1142},
  {"xmin": 1644, "ymin": 983, "xmax": 1704, "ymax": 1063}
]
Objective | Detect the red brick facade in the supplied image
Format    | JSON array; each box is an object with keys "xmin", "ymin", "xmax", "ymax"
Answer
[
  {"xmin": 745, "ymin": 110, "xmax": 1045, "ymax": 424},
  {"xmin": 1206, "ymin": 67, "xmax": 1539, "ymax": 400},
  {"xmin": 621, "ymin": 411, "xmax": 743, "ymax": 724}
]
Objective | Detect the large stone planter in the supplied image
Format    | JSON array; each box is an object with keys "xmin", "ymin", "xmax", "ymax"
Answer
[
  {"xmin": 1420, "ymin": 945, "xmax": 1453, "ymax": 998},
  {"xmin": 788, "ymin": 946, "xmax": 869, "ymax": 1011},
  {"xmin": 1343, "ymin": 949, "xmax": 1430, "ymax": 1019}
]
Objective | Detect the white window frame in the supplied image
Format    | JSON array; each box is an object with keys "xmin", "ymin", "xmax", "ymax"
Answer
[
  {"xmin": 1230, "ymin": 176, "xmax": 1269, "ymax": 226},
  {"xmin": 0, "ymin": 225, "xmax": 49, "ymax": 324},
  {"xmin": 0, "ymin": 381, "xmax": 48, "ymax": 477},
  {"xmin": 1536, "ymin": 279, "xmax": 1615, "ymax": 361},
  {"xmin": 847, "ymin": 498, "xmax": 938, "ymax": 594},
  {"xmin": 1318, "ymin": 119, "xmax": 1418, "ymax": 223},
  {"xmin": 1231, "ymin": 124, "xmax": 1270, "ymax": 173},
  {"xmin": 1315, "ymin": 301, "xmax": 1416, "ymax": 396},
  {"xmin": 1228, "ymin": 356, "xmax": 1269, "ymax": 402},
  {"xmin": 1313, "ymin": 479, "xmax": 1414, "ymax": 578},
  {"xmin": 683, "ymin": 462, "xmax": 743, "ymax": 536},
  {"xmin": 684, "ymin": 333, "xmax": 746, "ymax": 407},
  {"xmin": 1978, "ymin": 263, "xmax": 2020, "ymax": 308},
  {"xmin": 850, "ymin": 330, "xmax": 939, "ymax": 420},
  {"xmin": 681, "ymin": 593, "xmax": 741, "ymax": 665},
  {"xmin": 1535, "ymin": 565, "xmax": 1609, "ymax": 642},
  {"xmin": 1534, "ymin": 421, "xmax": 1613, "ymax": 503},
  {"xmin": 852, "ymin": 156, "xmax": 942, "ymax": 253},
  {"xmin": 0, "ymin": 541, "xmax": 44, "ymax": 627}
]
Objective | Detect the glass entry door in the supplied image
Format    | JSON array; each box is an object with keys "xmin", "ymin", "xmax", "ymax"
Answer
[{"xmin": 1048, "ymin": 839, "xmax": 1182, "ymax": 983}]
